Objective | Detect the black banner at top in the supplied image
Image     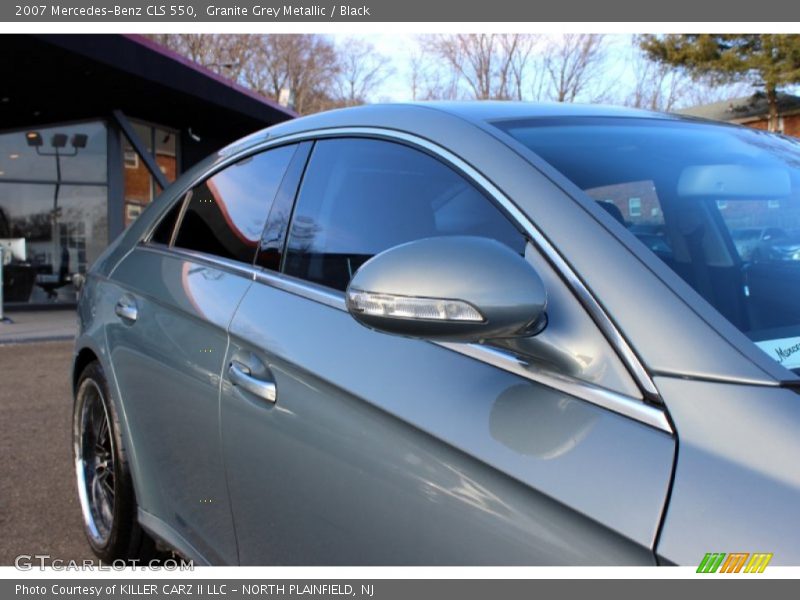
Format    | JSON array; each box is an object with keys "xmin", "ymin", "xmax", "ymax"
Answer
[{"xmin": 2, "ymin": 0, "xmax": 797, "ymax": 22}]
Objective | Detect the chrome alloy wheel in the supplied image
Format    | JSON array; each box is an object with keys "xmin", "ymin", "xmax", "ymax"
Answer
[{"xmin": 74, "ymin": 378, "xmax": 116, "ymax": 545}]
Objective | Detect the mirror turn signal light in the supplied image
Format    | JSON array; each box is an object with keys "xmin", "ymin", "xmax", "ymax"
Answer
[{"xmin": 347, "ymin": 290, "xmax": 485, "ymax": 323}]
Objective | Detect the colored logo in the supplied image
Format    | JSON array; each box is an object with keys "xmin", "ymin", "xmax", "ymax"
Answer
[{"xmin": 697, "ymin": 552, "xmax": 773, "ymax": 573}]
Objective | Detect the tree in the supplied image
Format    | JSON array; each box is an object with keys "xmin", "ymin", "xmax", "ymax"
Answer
[
  {"xmin": 418, "ymin": 34, "xmax": 536, "ymax": 100},
  {"xmin": 408, "ymin": 45, "xmax": 459, "ymax": 100},
  {"xmin": 333, "ymin": 38, "xmax": 393, "ymax": 106},
  {"xmin": 146, "ymin": 34, "xmax": 253, "ymax": 82},
  {"xmin": 242, "ymin": 35, "xmax": 342, "ymax": 115},
  {"xmin": 505, "ymin": 34, "xmax": 540, "ymax": 100},
  {"xmin": 640, "ymin": 34, "xmax": 800, "ymax": 131},
  {"xmin": 147, "ymin": 34, "xmax": 392, "ymax": 115},
  {"xmin": 409, "ymin": 50, "xmax": 425, "ymax": 101},
  {"xmin": 626, "ymin": 59, "xmax": 684, "ymax": 111},
  {"xmin": 542, "ymin": 34, "xmax": 608, "ymax": 103},
  {"xmin": 624, "ymin": 37, "xmax": 688, "ymax": 111}
]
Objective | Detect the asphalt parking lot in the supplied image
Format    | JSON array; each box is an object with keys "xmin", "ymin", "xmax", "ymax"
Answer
[{"xmin": 0, "ymin": 340, "xmax": 94, "ymax": 565}]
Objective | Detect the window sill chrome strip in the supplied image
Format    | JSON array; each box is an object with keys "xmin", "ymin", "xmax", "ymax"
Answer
[
  {"xmin": 139, "ymin": 243, "xmax": 258, "ymax": 281},
  {"xmin": 438, "ymin": 342, "xmax": 672, "ymax": 433},
  {"xmin": 263, "ymin": 268, "xmax": 672, "ymax": 431},
  {"xmin": 137, "ymin": 244, "xmax": 670, "ymax": 433},
  {"xmin": 254, "ymin": 268, "xmax": 670, "ymax": 433}
]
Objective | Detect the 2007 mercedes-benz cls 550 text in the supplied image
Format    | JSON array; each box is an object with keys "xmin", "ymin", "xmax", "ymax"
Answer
[{"xmin": 72, "ymin": 103, "xmax": 800, "ymax": 565}]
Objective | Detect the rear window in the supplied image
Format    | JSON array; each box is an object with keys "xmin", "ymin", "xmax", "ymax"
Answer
[{"xmin": 172, "ymin": 145, "xmax": 296, "ymax": 264}]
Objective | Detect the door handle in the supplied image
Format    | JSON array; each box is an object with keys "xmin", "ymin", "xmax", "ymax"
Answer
[
  {"xmin": 228, "ymin": 361, "xmax": 277, "ymax": 403},
  {"xmin": 114, "ymin": 296, "xmax": 138, "ymax": 322}
]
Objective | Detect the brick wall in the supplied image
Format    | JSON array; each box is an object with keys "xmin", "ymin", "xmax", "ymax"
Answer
[{"xmin": 740, "ymin": 113, "xmax": 800, "ymax": 137}]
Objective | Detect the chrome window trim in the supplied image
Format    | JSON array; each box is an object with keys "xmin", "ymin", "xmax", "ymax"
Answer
[
  {"xmin": 254, "ymin": 267, "xmax": 346, "ymax": 310},
  {"xmin": 140, "ymin": 243, "xmax": 257, "ymax": 281},
  {"xmin": 136, "ymin": 126, "xmax": 669, "ymax": 433},
  {"xmin": 139, "ymin": 132, "xmax": 653, "ymax": 393},
  {"xmin": 137, "ymin": 247, "xmax": 671, "ymax": 434},
  {"xmin": 439, "ymin": 343, "xmax": 671, "ymax": 432},
  {"xmin": 258, "ymin": 267, "xmax": 670, "ymax": 432},
  {"xmin": 168, "ymin": 189, "xmax": 192, "ymax": 248},
  {"xmin": 255, "ymin": 128, "xmax": 660, "ymax": 397}
]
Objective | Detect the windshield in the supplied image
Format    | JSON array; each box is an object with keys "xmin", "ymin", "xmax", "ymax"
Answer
[{"xmin": 495, "ymin": 116, "xmax": 800, "ymax": 371}]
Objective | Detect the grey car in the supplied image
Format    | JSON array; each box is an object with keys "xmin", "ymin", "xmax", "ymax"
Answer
[{"xmin": 72, "ymin": 102, "xmax": 800, "ymax": 566}]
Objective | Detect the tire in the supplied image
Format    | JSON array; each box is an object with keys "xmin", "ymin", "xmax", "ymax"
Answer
[{"xmin": 73, "ymin": 360, "xmax": 157, "ymax": 563}]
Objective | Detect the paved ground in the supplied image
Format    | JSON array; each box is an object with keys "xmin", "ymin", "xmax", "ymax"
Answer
[
  {"xmin": 0, "ymin": 340, "xmax": 94, "ymax": 565},
  {"xmin": 0, "ymin": 309, "xmax": 77, "ymax": 344}
]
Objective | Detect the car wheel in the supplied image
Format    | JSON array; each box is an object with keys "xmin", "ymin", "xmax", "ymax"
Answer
[{"xmin": 73, "ymin": 360, "xmax": 156, "ymax": 563}]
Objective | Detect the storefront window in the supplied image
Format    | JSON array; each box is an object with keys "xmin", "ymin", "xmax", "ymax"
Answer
[
  {"xmin": 0, "ymin": 121, "xmax": 108, "ymax": 304},
  {"xmin": 123, "ymin": 121, "xmax": 178, "ymax": 226},
  {"xmin": 0, "ymin": 122, "xmax": 106, "ymax": 182}
]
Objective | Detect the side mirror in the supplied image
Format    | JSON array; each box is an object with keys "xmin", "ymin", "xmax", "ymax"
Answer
[{"xmin": 345, "ymin": 236, "xmax": 547, "ymax": 343}]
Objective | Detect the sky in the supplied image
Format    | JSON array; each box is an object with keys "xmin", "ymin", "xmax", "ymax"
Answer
[
  {"xmin": 357, "ymin": 33, "xmax": 425, "ymax": 101},
  {"xmin": 347, "ymin": 34, "xmax": 645, "ymax": 104},
  {"xmin": 340, "ymin": 33, "xmax": 798, "ymax": 109}
]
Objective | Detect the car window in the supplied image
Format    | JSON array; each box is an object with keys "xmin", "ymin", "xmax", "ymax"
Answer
[
  {"xmin": 150, "ymin": 199, "xmax": 183, "ymax": 245},
  {"xmin": 585, "ymin": 180, "xmax": 672, "ymax": 258},
  {"xmin": 496, "ymin": 117, "xmax": 800, "ymax": 371},
  {"xmin": 283, "ymin": 138, "xmax": 526, "ymax": 291},
  {"xmin": 255, "ymin": 141, "xmax": 313, "ymax": 272},
  {"xmin": 173, "ymin": 144, "xmax": 297, "ymax": 264}
]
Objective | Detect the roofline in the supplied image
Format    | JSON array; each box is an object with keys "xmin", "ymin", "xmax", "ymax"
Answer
[
  {"xmin": 727, "ymin": 106, "xmax": 800, "ymax": 124},
  {"xmin": 676, "ymin": 92, "xmax": 800, "ymax": 122},
  {"xmin": 123, "ymin": 34, "xmax": 298, "ymax": 119}
]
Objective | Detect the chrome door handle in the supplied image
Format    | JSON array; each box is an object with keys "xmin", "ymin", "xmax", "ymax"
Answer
[
  {"xmin": 228, "ymin": 361, "xmax": 277, "ymax": 403},
  {"xmin": 114, "ymin": 296, "xmax": 138, "ymax": 322}
]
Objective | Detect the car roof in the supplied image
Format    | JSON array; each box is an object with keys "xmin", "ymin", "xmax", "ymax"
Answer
[
  {"xmin": 412, "ymin": 100, "xmax": 673, "ymax": 121},
  {"xmin": 219, "ymin": 101, "xmax": 682, "ymax": 157}
]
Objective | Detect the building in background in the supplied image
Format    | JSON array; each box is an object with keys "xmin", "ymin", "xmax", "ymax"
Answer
[
  {"xmin": 0, "ymin": 34, "xmax": 294, "ymax": 307},
  {"xmin": 678, "ymin": 92, "xmax": 800, "ymax": 136}
]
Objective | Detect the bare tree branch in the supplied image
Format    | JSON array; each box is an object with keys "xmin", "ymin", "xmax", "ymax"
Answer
[
  {"xmin": 417, "ymin": 34, "xmax": 538, "ymax": 100},
  {"xmin": 542, "ymin": 34, "xmax": 608, "ymax": 102},
  {"xmin": 333, "ymin": 38, "xmax": 393, "ymax": 106}
]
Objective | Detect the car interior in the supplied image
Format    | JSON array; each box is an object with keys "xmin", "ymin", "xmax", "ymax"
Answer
[{"xmin": 498, "ymin": 118, "xmax": 800, "ymax": 355}]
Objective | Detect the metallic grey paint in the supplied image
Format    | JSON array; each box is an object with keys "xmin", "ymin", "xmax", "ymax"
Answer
[
  {"xmin": 346, "ymin": 236, "xmax": 547, "ymax": 341},
  {"xmin": 654, "ymin": 377, "xmax": 800, "ymax": 565},
  {"xmin": 222, "ymin": 281, "xmax": 673, "ymax": 563},
  {"xmin": 104, "ymin": 248, "xmax": 250, "ymax": 564},
  {"xmin": 73, "ymin": 102, "xmax": 800, "ymax": 565}
]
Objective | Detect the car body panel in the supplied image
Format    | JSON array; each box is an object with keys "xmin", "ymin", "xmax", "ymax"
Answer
[
  {"xmin": 72, "ymin": 102, "xmax": 800, "ymax": 566},
  {"xmin": 654, "ymin": 376, "xmax": 800, "ymax": 565},
  {"xmin": 102, "ymin": 246, "xmax": 252, "ymax": 564},
  {"xmin": 221, "ymin": 277, "xmax": 674, "ymax": 564}
]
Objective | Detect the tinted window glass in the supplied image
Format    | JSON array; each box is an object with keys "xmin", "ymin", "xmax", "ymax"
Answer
[
  {"xmin": 496, "ymin": 117, "xmax": 800, "ymax": 370},
  {"xmin": 174, "ymin": 144, "xmax": 296, "ymax": 263},
  {"xmin": 255, "ymin": 141, "xmax": 313, "ymax": 272},
  {"xmin": 585, "ymin": 180, "xmax": 672, "ymax": 257},
  {"xmin": 150, "ymin": 199, "xmax": 183, "ymax": 245},
  {"xmin": 284, "ymin": 138, "xmax": 525, "ymax": 291}
]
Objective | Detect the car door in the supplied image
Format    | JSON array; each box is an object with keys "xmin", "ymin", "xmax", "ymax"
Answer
[
  {"xmin": 220, "ymin": 136, "xmax": 676, "ymax": 565},
  {"xmin": 105, "ymin": 143, "xmax": 299, "ymax": 564}
]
